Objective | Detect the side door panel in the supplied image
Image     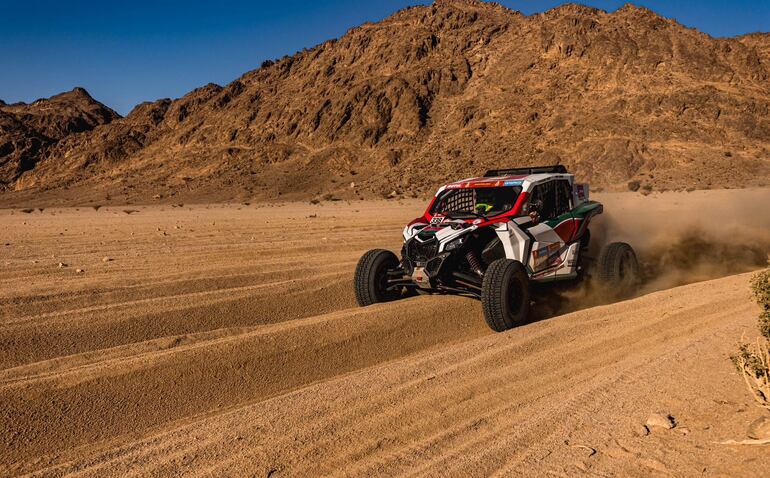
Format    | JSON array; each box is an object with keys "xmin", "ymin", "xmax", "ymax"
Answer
[
  {"xmin": 527, "ymin": 222, "xmax": 564, "ymax": 275},
  {"xmin": 546, "ymin": 212, "xmax": 576, "ymax": 243},
  {"xmin": 525, "ymin": 179, "xmax": 578, "ymax": 279}
]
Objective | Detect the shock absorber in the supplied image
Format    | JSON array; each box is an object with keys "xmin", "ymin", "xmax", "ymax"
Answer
[{"xmin": 466, "ymin": 250, "xmax": 484, "ymax": 277}]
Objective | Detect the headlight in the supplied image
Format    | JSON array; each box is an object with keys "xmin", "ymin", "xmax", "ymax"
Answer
[{"xmin": 444, "ymin": 237, "xmax": 464, "ymax": 251}]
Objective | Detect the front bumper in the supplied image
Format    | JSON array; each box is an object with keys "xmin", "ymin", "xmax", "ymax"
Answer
[{"xmin": 402, "ymin": 237, "xmax": 450, "ymax": 287}]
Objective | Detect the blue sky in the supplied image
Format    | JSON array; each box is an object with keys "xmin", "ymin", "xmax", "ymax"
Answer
[{"xmin": 2, "ymin": 0, "xmax": 768, "ymax": 115}]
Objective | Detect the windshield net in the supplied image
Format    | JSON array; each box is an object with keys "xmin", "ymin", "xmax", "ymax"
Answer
[{"xmin": 430, "ymin": 186, "xmax": 522, "ymax": 218}]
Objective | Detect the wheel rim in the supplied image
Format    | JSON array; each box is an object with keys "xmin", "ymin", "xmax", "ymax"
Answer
[
  {"xmin": 507, "ymin": 277, "xmax": 524, "ymax": 317},
  {"xmin": 618, "ymin": 250, "xmax": 636, "ymax": 287},
  {"xmin": 377, "ymin": 266, "xmax": 390, "ymax": 297},
  {"xmin": 376, "ymin": 260, "xmax": 399, "ymax": 300}
]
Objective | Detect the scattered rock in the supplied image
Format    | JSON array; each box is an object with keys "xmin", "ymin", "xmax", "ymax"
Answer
[
  {"xmin": 677, "ymin": 427, "xmax": 691, "ymax": 436},
  {"xmin": 748, "ymin": 415, "xmax": 770, "ymax": 440},
  {"xmin": 565, "ymin": 440, "xmax": 596, "ymax": 456},
  {"xmin": 102, "ymin": 257, "xmax": 112, "ymax": 262},
  {"xmin": 75, "ymin": 268, "xmax": 84, "ymax": 273},
  {"xmin": 350, "ymin": 182, "xmax": 356, "ymax": 188},
  {"xmin": 646, "ymin": 413, "xmax": 676, "ymax": 430},
  {"xmin": 634, "ymin": 424, "xmax": 650, "ymax": 437},
  {"xmin": 58, "ymin": 262, "xmax": 68, "ymax": 268}
]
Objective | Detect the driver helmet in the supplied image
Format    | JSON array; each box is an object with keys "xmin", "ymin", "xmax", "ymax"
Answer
[{"xmin": 475, "ymin": 188, "xmax": 498, "ymax": 213}]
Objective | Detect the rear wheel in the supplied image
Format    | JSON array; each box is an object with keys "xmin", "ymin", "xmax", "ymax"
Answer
[
  {"xmin": 595, "ymin": 242, "xmax": 639, "ymax": 298},
  {"xmin": 354, "ymin": 249, "xmax": 402, "ymax": 306},
  {"xmin": 481, "ymin": 259, "xmax": 531, "ymax": 332}
]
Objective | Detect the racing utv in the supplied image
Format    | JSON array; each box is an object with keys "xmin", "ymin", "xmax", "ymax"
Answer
[{"xmin": 353, "ymin": 165, "xmax": 639, "ymax": 332}]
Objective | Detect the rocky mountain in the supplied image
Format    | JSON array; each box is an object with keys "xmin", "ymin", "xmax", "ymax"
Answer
[
  {"xmin": 0, "ymin": 88, "xmax": 119, "ymax": 189},
  {"xmin": 2, "ymin": 0, "xmax": 770, "ymax": 205}
]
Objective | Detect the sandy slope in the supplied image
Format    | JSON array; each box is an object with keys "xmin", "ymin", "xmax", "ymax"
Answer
[{"xmin": 1, "ymin": 191, "xmax": 769, "ymax": 477}]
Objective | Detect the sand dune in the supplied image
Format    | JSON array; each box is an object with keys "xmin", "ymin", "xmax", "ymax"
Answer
[{"xmin": 1, "ymin": 191, "xmax": 769, "ymax": 476}]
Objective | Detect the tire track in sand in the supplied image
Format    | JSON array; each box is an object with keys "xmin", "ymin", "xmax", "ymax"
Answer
[{"xmin": 0, "ymin": 295, "xmax": 489, "ymax": 467}]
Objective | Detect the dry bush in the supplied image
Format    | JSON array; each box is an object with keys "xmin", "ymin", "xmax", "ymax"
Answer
[
  {"xmin": 751, "ymin": 266, "xmax": 770, "ymax": 339},
  {"xmin": 732, "ymin": 262, "xmax": 770, "ymax": 410},
  {"xmin": 733, "ymin": 341, "xmax": 770, "ymax": 410}
]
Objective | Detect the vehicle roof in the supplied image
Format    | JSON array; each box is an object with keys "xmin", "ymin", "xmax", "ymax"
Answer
[{"xmin": 439, "ymin": 172, "xmax": 573, "ymax": 193}]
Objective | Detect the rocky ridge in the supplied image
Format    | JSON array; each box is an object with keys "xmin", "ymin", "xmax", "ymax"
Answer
[{"xmin": 2, "ymin": 0, "xmax": 769, "ymax": 205}]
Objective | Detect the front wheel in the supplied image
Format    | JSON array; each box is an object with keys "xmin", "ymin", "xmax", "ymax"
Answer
[
  {"xmin": 481, "ymin": 259, "xmax": 531, "ymax": 332},
  {"xmin": 354, "ymin": 249, "xmax": 402, "ymax": 306},
  {"xmin": 595, "ymin": 242, "xmax": 639, "ymax": 298}
]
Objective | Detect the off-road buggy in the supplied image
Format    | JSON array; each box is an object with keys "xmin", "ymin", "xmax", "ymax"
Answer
[{"xmin": 354, "ymin": 165, "xmax": 640, "ymax": 332}]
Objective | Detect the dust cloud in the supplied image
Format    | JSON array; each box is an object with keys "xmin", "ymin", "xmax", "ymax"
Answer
[
  {"xmin": 539, "ymin": 189, "xmax": 770, "ymax": 317},
  {"xmin": 596, "ymin": 188, "xmax": 770, "ymax": 293}
]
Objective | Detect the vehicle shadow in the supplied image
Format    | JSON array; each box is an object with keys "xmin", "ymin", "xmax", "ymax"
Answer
[{"xmin": 527, "ymin": 280, "xmax": 619, "ymax": 324}]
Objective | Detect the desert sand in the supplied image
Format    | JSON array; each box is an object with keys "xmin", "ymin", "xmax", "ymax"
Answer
[{"xmin": 1, "ymin": 189, "xmax": 770, "ymax": 476}]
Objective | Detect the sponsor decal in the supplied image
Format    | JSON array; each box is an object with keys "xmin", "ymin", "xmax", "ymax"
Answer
[
  {"xmin": 531, "ymin": 242, "xmax": 562, "ymax": 271},
  {"xmin": 430, "ymin": 215, "xmax": 445, "ymax": 225},
  {"xmin": 533, "ymin": 246, "xmax": 548, "ymax": 258},
  {"xmin": 444, "ymin": 178, "xmax": 524, "ymax": 189}
]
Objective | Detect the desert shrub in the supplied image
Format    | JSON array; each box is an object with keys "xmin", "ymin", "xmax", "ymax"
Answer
[
  {"xmin": 732, "ymin": 261, "xmax": 770, "ymax": 409},
  {"xmin": 750, "ymin": 266, "xmax": 770, "ymax": 339},
  {"xmin": 732, "ymin": 340, "xmax": 770, "ymax": 410}
]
